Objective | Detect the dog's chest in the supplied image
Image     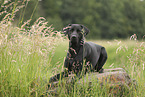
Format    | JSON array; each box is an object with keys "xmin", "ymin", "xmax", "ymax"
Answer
[
  {"xmin": 67, "ymin": 52, "xmax": 83, "ymax": 72},
  {"xmin": 68, "ymin": 59, "xmax": 83, "ymax": 73}
]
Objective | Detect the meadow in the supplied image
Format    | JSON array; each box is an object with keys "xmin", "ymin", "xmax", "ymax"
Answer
[
  {"xmin": 0, "ymin": 2, "xmax": 145, "ymax": 96},
  {"xmin": 50, "ymin": 39, "xmax": 145, "ymax": 96},
  {"xmin": 1, "ymin": 25, "xmax": 144, "ymax": 96}
]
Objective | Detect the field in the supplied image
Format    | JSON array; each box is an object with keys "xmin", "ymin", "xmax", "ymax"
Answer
[
  {"xmin": 0, "ymin": 5, "xmax": 145, "ymax": 96},
  {"xmin": 1, "ymin": 25, "xmax": 145, "ymax": 96},
  {"xmin": 50, "ymin": 39, "xmax": 145, "ymax": 96}
]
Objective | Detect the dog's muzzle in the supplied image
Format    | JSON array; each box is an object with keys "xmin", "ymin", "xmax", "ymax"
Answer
[{"xmin": 70, "ymin": 35, "xmax": 78, "ymax": 44}]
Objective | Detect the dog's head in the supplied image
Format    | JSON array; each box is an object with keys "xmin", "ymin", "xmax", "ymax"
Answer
[{"xmin": 63, "ymin": 24, "xmax": 89, "ymax": 45}]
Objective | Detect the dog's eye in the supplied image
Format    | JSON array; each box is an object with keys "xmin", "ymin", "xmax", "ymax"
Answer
[
  {"xmin": 69, "ymin": 29, "xmax": 74, "ymax": 32},
  {"xmin": 77, "ymin": 29, "xmax": 81, "ymax": 32}
]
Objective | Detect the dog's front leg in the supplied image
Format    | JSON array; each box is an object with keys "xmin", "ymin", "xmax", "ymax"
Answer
[
  {"xmin": 49, "ymin": 69, "xmax": 69, "ymax": 83},
  {"xmin": 48, "ymin": 69, "xmax": 70, "ymax": 88}
]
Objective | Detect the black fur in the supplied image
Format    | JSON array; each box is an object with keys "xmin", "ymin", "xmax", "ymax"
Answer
[{"xmin": 49, "ymin": 24, "xmax": 107, "ymax": 84}]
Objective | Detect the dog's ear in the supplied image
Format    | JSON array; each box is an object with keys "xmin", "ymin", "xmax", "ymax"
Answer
[
  {"xmin": 62, "ymin": 24, "xmax": 72, "ymax": 35},
  {"xmin": 81, "ymin": 25, "xmax": 90, "ymax": 36}
]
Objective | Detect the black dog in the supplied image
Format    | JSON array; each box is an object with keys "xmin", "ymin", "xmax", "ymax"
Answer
[{"xmin": 49, "ymin": 24, "xmax": 107, "ymax": 83}]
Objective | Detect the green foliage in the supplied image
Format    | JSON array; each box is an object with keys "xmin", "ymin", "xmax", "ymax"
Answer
[
  {"xmin": 39, "ymin": 0, "xmax": 145, "ymax": 39},
  {"xmin": 1, "ymin": 0, "xmax": 145, "ymax": 39}
]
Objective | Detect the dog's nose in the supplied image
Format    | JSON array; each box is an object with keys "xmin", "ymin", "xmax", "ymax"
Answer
[{"xmin": 71, "ymin": 35, "xmax": 77, "ymax": 39}]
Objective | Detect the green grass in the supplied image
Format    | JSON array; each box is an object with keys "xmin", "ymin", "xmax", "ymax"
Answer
[
  {"xmin": 0, "ymin": 1, "xmax": 145, "ymax": 96},
  {"xmin": 50, "ymin": 39, "xmax": 145, "ymax": 97},
  {"xmin": 0, "ymin": 8, "xmax": 63, "ymax": 96},
  {"xmin": 0, "ymin": 28, "xmax": 145, "ymax": 97}
]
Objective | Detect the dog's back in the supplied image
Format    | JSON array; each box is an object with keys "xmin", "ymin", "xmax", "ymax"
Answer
[{"xmin": 84, "ymin": 42, "xmax": 107, "ymax": 71}]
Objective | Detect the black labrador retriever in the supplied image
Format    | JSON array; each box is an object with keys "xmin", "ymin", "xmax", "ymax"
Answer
[{"xmin": 49, "ymin": 24, "xmax": 107, "ymax": 84}]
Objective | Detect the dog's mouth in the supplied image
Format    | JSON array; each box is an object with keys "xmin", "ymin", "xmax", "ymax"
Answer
[
  {"xmin": 70, "ymin": 36, "xmax": 79, "ymax": 45},
  {"xmin": 71, "ymin": 38, "xmax": 78, "ymax": 44}
]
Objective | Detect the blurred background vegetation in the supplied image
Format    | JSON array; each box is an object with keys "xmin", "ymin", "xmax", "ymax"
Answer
[{"xmin": 0, "ymin": 0, "xmax": 145, "ymax": 39}]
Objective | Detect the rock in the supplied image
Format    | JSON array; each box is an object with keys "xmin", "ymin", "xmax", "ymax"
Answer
[
  {"xmin": 45, "ymin": 68, "xmax": 136, "ymax": 96},
  {"xmin": 78, "ymin": 68, "xmax": 132, "ymax": 86},
  {"xmin": 77, "ymin": 68, "xmax": 136, "ymax": 95}
]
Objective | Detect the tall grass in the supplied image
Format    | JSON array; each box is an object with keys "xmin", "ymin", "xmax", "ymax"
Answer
[
  {"xmin": 0, "ymin": 1, "xmax": 63, "ymax": 96},
  {"xmin": 50, "ymin": 39, "xmax": 145, "ymax": 97},
  {"xmin": 0, "ymin": 1, "xmax": 145, "ymax": 97}
]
